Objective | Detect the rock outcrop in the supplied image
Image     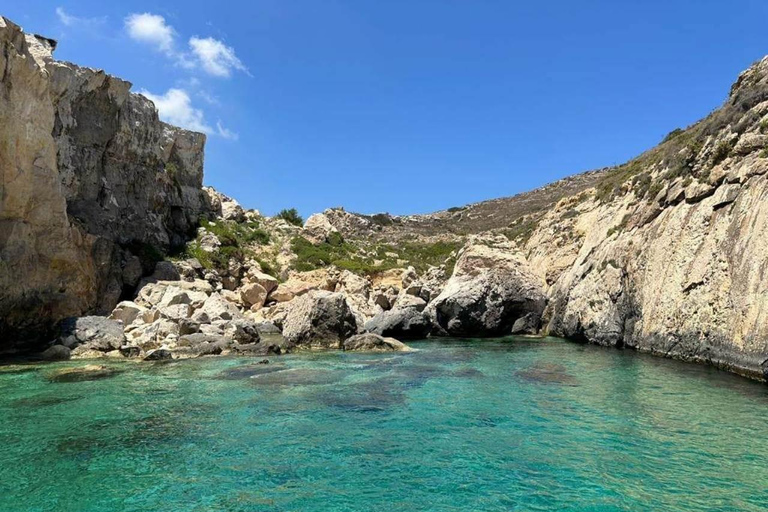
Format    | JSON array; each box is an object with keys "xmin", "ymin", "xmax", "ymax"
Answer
[
  {"xmin": 426, "ymin": 236, "xmax": 547, "ymax": 336},
  {"xmin": 0, "ymin": 18, "xmax": 209, "ymax": 350},
  {"xmin": 281, "ymin": 291, "xmax": 358, "ymax": 348}
]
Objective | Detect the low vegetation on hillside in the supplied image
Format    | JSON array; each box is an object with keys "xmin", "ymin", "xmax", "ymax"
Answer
[
  {"xmin": 176, "ymin": 218, "xmax": 277, "ymax": 277},
  {"xmin": 290, "ymin": 235, "xmax": 461, "ymax": 276},
  {"xmin": 276, "ymin": 208, "xmax": 304, "ymax": 227}
]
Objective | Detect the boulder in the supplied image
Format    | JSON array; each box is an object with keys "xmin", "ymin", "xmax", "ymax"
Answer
[
  {"xmin": 151, "ymin": 261, "xmax": 181, "ymax": 282},
  {"xmin": 46, "ymin": 365, "xmax": 120, "ymax": 383},
  {"xmin": 158, "ymin": 287, "xmax": 191, "ymax": 308},
  {"xmin": 244, "ymin": 269, "xmax": 279, "ymax": 294},
  {"xmin": 392, "ymin": 294, "xmax": 427, "ymax": 312},
  {"xmin": 281, "ymin": 291, "xmax": 358, "ymax": 348},
  {"xmin": 365, "ymin": 308, "xmax": 431, "ymax": 339},
  {"xmin": 510, "ymin": 312, "xmax": 540, "ymax": 335},
  {"xmin": 302, "ymin": 213, "xmax": 339, "ymax": 244},
  {"xmin": 203, "ymin": 187, "xmax": 245, "ymax": 222},
  {"xmin": 178, "ymin": 334, "xmax": 231, "ymax": 356},
  {"xmin": 159, "ymin": 303, "xmax": 192, "ymax": 321},
  {"xmin": 144, "ymin": 348, "xmax": 173, "ymax": 361},
  {"xmin": 41, "ymin": 345, "xmax": 71, "ymax": 361},
  {"xmin": 240, "ymin": 282, "xmax": 268, "ymax": 309},
  {"xmin": 232, "ymin": 341, "xmax": 292, "ymax": 356},
  {"xmin": 371, "ymin": 291, "xmax": 391, "ymax": 310},
  {"xmin": 425, "ymin": 236, "xmax": 546, "ymax": 337},
  {"xmin": 119, "ymin": 345, "xmax": 141, "ymax": 358},
  {"xmin": 199, "ymin": 293, "xmax": 243, "ymax": 322},
  {"xmin": 109, "ymin": 301, "xmax": 146, "ymax": 326},
  {"xmin": 343, "ymin": 333, "xmax": 413, "ymax": 352},
  {"xmin": 175, "ymin": 258, "xmax": 204, "ymax": 281},
  {"xmin": 58, "ymin": 316, "xmax": 126, "ymax": 352},
  {"xmin": 223, "ymin": 320, "xmax": 262, "ymax": 344},
  {"xmin": 270, "ymin": 278, "xmax": 319, "ymax": 302}
]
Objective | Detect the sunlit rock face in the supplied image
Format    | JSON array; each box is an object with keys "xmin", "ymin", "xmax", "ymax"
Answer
[{"xmin": 0, "ymin": 17, "xmax": 208, "ymax": 349}]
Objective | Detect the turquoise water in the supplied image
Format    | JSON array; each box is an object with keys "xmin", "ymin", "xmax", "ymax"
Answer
[{"xmin": 1, "ymin": 337, "xmax": 767, "ymax": 512}]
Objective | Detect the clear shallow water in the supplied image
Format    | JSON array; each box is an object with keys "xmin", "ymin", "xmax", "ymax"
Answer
[{"xmin": 1, "ymin": 337, "xmax": 768, "ymax": 512}]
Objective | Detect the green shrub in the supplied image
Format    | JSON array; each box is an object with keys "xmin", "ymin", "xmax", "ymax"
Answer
[
  {"xmin": 290, "ymin": 236, "xmax": 461, "ymax": 276},
  {"xmin": 177, "ymin": 217, "xmax": 270, "ymax": 271},
  {"xmin": 711, "ymin": 139, "xmax": 735, "ymax": 165},
  {"xmin": 368, "ymin": 214, "xmax": 393, "ymax": 226},
  {"xmin": 661, "ymin": 128, "xmax": 684, "ymax": 143},
  {"xmin": 276, "ymin": 208, "xmax": 304, "ymax": 226},
  {"xmin": 256, "ymin": 258, "xmax": 279, "ymax": 278}
]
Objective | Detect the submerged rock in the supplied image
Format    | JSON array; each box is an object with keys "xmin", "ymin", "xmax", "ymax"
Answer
[
  {"xmin": 343, "ymin": 333, "xmax": 413, "ymax": 352},
  {"xmin": 46, "ymin": 365, "xmax": 121, "ymax": 383},
  {"xmin": 515, "ymin": 363, "xmax": 577, "ymax": 386}
]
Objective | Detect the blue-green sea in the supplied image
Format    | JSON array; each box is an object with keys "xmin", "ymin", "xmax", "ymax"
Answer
[{"xmin": 1, "ymin": 337, "xmax": 767, "ymax": 512}]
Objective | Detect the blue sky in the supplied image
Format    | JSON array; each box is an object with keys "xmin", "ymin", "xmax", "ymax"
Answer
[{"xmin": 8, "ymin": 1, "xmax": 768, "ymax": 216}]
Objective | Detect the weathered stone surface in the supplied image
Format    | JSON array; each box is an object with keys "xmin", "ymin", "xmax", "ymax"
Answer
[
  {"xmin": 145, "ymin": 348, "xmax": 173, "ymax": 361},
  {"xmin": 58, "ymin": 316, "xmax": 126, "ymax": 352},
  {"xmin": 0, "ymin": 18, "xmax": 209, "ymax": 349},
  {"xmin": 282, "ymin": 291, "xmax": 358, "ymax": 348},
  {"xmin": 41, "ymin": 345, "xmax": 71, "ymax": 361},
  {"xmin": 392, "ymin": 294, "xmax": 427, "ymax": 312},
  {"xmin": 223, "ymin": 320, "xmax": 262, "ymax": 344},
  {"xmin": 343, "ymin": 333, "xmax": 413, "ymax": 352},
  {"xmin": 244, "ymin": 269, "xmax": 279, "ymax": 294},
  {"xmin": 426, "ymin": 236, "xmax": 547, "ymax": 337},
  {"xmin": 240, "ymin": 283, "xmax": 268, "ymax": 309},
  {"xmin": 46, "ymin": 364, "xmax": 120, "ymax": 383},
  {"xmin": 364, "ymin": 308, "xmax": 431, "ymax": 339},
  {"xmin": 200, "ymin": 294, "xmax": 243, "ymax": 322},
  {"xmin": 302, "ymin": 213, "xmax": 339, "ymax": 244},
  {"xmin": 119, "ymin": 345, "xmax": 141, "ymax": 358},
  {"xmin": 270, "ymin": 280, "xmax": 316, "ymax": 302},
  {"xmin": 109, "ymin": 301, "xmax": 146, "ymax": 326},
  {"xmin": 203, "ymin": 187, "xmax": 244, "ymax": 221}
]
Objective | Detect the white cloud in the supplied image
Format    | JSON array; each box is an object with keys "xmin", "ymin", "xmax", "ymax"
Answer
[
  {"xmin": 123, "ymin": 13, "xmax": 248, "ymax": 78},
  {"xmin": 125, "ymin": 13, "xmax": 176, "ymax": 55},
  {"xmin": 56, "ymin": 7, "xmax": 76, "ymax": 25},
  {"xmin": 56, "ymin": 7, "xmax": 106, "ymax": 28},
  {"xmin": 189, "ymin": 36, "xmax": 248, "ymax": 78},
  {"xmin": 140, "ymin": 88, "xmax": 211, "ymax": 133},
  {"xmin": 216, "ymin": 121, "xmax": 239, "ymax": 140}
]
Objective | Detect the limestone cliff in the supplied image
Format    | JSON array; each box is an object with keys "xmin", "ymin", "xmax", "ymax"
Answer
[{"xmin": 0, "ymin": 17, "xmax": 208, "ymax": 350}]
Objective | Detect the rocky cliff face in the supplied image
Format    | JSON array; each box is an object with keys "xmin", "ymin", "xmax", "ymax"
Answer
[
  {"xmin": 0, "ymin": 18, "xmax": 208, "ymax": 350},
  {"xmin": 520, "ymin": 57, "xmax": 768, "ymax": 380}
]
